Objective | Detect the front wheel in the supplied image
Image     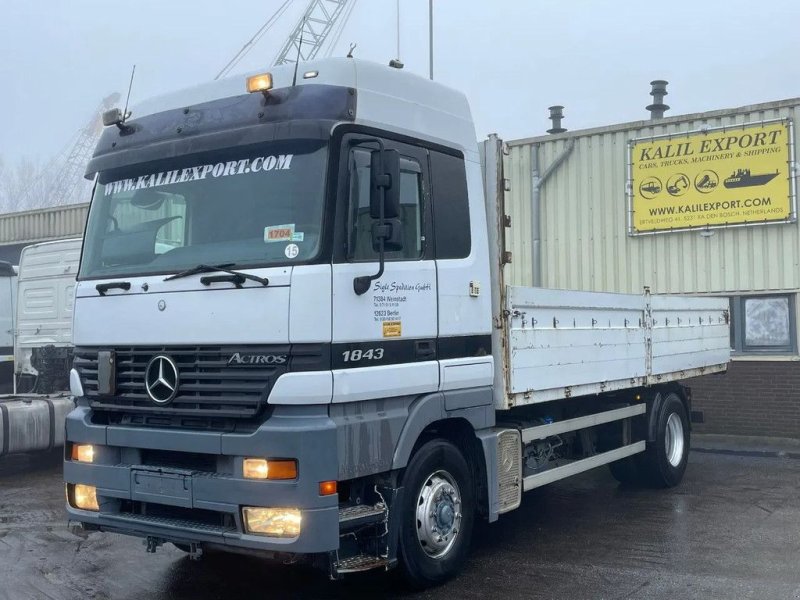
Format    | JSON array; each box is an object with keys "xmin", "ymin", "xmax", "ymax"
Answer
[
  {"xmin": 638, "ymin": 391, "xmax": 690, "ymax": 487},
  {"xmin": 398, "ymin": 439, "xmax": 475, "ymax": 589}
]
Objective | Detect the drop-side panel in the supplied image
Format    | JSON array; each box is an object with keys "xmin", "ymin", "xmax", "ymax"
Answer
[
  {"xmin": 505, "ymin": 287, "xmax": 647, "ymax": 403},
  {"xmin": 501, "ymin": 286, "xmax": 729, "ymax": 408},
  {"xmin": 650, "ymin": 295, "xmax": 730, "ymax": 377}
]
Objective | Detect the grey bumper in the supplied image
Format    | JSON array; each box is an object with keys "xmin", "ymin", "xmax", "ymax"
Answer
[{"xmin": 64, "ymin": 405, "xmax": 340, "ymax": 555}]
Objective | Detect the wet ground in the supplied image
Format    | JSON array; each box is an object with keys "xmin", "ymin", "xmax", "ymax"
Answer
[{"xmin": 1, "ymin": 449, "xmax": 799, "ymax": 600}]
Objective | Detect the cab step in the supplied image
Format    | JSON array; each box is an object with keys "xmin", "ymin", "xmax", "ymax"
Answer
[
  {"xmin": 334, "ymin": 553, "xmax": 391, "ymax": 574},
  {"xmin": 338, "ymin": 503, "xmax": 386, "ymax": 531}
]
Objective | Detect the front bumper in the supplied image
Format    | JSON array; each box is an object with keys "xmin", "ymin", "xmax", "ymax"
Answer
[{"xmin": 64, "ymin": 405, "xmax": 340, "ymax": 555}]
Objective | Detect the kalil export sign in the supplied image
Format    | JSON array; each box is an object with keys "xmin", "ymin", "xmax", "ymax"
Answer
[{"xmin": 628, "ymin": 120, "xmax": 795, "ymax": 234}]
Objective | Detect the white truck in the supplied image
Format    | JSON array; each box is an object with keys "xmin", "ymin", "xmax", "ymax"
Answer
[
  {"xmin": 64, "ymin": 58, "xmax": 729, "ymax": 587},
  {"xmin": 0, "ymin": 261, "xmax": 17, "ymax": 394},
  {"xmin": 0, "ymin": 239, "xmax": 80, "ymax": 457},
  {"xmin": 14, "ymin": 239, "xmax": 81, "ymax": 393},
  {"xmin": 0, "ymin": 239, "xmax": 81, "ymax": 456}
]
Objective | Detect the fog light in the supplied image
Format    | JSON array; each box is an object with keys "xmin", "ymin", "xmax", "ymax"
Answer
[
  {"xmin": 242, "ymin": 507, "xmax": 301, "ymax": 538},
  {"xmin": 68, "ymin": 484, "xmax": 99, "ymax": 511},
  {"xmin": 243, "ymin": 458, "xmax": 297, "ymax": 480},
  {"xmin": 71, "ymin": 444, "xmax": 94, "ymax": 463}
]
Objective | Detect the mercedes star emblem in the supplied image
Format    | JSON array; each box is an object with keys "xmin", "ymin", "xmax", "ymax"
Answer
[{"xmin": 144, "ymin": 355, "xmax": 179, "ymax": 404}]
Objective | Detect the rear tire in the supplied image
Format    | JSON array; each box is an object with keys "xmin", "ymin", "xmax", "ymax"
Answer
[
  {"xmin": 399, "ymin": 439, "xmax": 475, "ymax": 589},
  {"xmin": 638, "ymin": 392, "xmax": 690, "ymax": 487}
]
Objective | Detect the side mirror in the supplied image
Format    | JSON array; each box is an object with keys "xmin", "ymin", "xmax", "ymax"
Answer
[
  {"xmin": 371, "ymin": 218, "xmax": 403, "ymax": 252},
  {"xmin": 370, "ymin": 149, "xmax": 400, "ymax": 219}
]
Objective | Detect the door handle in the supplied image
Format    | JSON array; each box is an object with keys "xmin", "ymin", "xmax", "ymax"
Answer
[{"xmin": 414, "ymin": 340, "xmax": 436, "ymax": 361}]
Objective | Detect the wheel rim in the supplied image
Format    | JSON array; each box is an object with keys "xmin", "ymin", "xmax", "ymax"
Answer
[
  {"xmin": 664, "ymin": 412, "xmax": 685, "ymax": 467},
  {"xmin": 415, "ymin": 469, "xmax": 463, "ymax": 559}
]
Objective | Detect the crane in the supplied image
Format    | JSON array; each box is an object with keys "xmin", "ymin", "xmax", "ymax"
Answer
[
  {"xmin": 273, "ymin": 0, "xmax": 353, "ymax": 65},
  {"xmin": 6, "ymin": 93, "xmax": 119, "ymax": 211},
  {"xmin": 9, "ymin": 1, "xmax": 356, "ymax": 212},
  {"xmin": 215, "ymin": 0, "xmax": 356, "ymax": 80},
  {"xmin": 47, "ymin": 93, "xmax": 120, "ymax": 207}
]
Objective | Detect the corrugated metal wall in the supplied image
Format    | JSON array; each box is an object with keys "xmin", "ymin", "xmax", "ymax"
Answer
[
  {"xmin": 504, "ymin": 99, "xmax": 800, "ymax": 296},
  {"xmin": 0, "ymin": 204, "xmax": 89, "ymax": 246}
]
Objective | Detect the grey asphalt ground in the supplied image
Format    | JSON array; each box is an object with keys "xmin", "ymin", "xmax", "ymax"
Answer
[{"xmin": 1, "ymin": 446, "xmax": 799, "ymax": 600}]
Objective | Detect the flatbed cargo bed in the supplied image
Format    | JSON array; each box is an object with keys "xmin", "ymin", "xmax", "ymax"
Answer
[{"xmin": 499, "ymin": 286, "xmax": 729, "ymax": 408}]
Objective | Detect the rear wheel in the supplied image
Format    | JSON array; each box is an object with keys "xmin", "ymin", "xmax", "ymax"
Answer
[
  {"xmin": 638, "ymin": 392, "xmax": 690, "ymax": 487},
  {"xmin": 399, "ymin": 439, "xmax": 475, "ymax": 589}
]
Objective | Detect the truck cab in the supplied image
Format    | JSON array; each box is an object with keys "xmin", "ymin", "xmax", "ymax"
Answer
[{"xmin": 66, "ymin": 58, "xmax": 493, "ymax": 582}]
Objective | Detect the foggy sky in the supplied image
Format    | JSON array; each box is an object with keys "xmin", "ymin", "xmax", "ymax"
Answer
[{"xmin": 1, "ymin": 0, "xmax": 799, "ymax": 166}]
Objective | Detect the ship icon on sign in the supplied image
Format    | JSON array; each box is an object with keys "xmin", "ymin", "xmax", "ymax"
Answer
[{"xmin": 723, "ymin": 168, "xmax": 779, "ymax": 189}]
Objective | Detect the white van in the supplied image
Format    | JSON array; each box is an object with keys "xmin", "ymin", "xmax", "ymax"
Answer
[{"xmin": 14, "ymin": 239, "xmax": 81, "ymax": 393}]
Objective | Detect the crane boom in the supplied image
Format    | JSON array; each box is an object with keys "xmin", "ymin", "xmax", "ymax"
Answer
[
  {"xmin": 273, "ymin": 0, "xmax": 351, "ymax": 65},
  {"xmin": 48, "ymin": 93, "xmax": 120, "ymax": 206}
]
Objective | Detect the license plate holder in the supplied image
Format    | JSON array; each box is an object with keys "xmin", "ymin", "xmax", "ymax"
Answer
[{"xmin": 131, "ymin": 469, "xmax": 193, "ymax": 508}]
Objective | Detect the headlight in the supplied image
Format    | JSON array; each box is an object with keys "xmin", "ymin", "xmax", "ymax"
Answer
[
  {"xmin": 242, "ymin": 507, "xmax": 301, "ymax": 538},
  {"xmin": 67, "ymin": 484, "xmax": 99, "ymax": 511},
  {"xmin": 242, "ymin": 458, "xmax": 297, "ymax": 480},
  {"xmin": 71, "ymin": 444, "xmax": 95, "ymax": 463}
]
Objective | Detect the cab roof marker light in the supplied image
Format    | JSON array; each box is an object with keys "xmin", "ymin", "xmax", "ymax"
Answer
[
  {"xmin": 246, "ymin": 73, "xmax": 273, "ymax": 95},
  {"xmin": 303, "ymin": 70, "xmax": 319, "ymax": 79}
]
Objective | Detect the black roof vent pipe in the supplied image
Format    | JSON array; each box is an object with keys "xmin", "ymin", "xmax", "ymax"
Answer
[
  {"xmin": 646, "ymin": 80, "xmax": 669, "ymax": 119},
  {"xmin": 547, "ymin": 105, "xmax": 566, "ymax": 134}
]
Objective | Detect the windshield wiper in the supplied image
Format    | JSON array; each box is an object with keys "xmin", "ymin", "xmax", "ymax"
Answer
[{"xmin": 163, "ymin": 263, "xmax": 269, "ymax": 286}]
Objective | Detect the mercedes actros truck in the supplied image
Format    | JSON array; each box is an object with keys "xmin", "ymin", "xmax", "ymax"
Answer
[{"xmin": 65, "ymin": 58, "xmax": 730, "ymax": 587}]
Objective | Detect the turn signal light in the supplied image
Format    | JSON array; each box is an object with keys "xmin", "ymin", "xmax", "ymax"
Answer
[
  {"xmin": 243, "ymin": 458, "xmax": 297, "ymax": 480},
  {"xmin": 71, "ymin": 444, "xmax": 95, "ymax": 463},
  {"xmin": 242, "ymin": 507, "xmax": 301, "ymax": 538},
  {"xmin": 68, "ymin": 483, "xmax": 99, "ymax": 511},
  {"xmin": 319, "ymin": 481, "xmax": 337, "ymax": 496},
  {"xmin": 246, "ymin": 73, "xmax": 273, "ymax": 93}
]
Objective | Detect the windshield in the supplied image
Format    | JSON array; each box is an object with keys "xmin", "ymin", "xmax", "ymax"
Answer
[{"xmin": 79, "ymin": 139, "xmax": 327, "ymax": 279}]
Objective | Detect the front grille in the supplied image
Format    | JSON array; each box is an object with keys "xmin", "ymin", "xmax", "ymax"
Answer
[
  {"xmin": 75, "ymin": 346, "xmax": 290, "ymax": 419},
  {"xmin": 115, "ymin": 501, "xmax": 235, "ymax": 534},
  {"xmin": 140, "ymin": 449, "xmax": 220, "ymax": 473}
]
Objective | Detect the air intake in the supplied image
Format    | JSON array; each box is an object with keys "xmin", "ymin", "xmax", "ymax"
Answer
[{"xmin": 547, "ymin": 105, "xmax": 566, "ymax": 134}]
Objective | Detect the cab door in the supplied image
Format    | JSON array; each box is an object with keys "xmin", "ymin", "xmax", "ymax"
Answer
[{"xmin": 330, "ymin": 135, "xmax": 438, "ymax": 403}]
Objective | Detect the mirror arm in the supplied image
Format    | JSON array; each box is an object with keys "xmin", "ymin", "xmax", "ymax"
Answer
[{"xmin": 353, "ymin": 238, "xmax": 385, "ymax": 295}]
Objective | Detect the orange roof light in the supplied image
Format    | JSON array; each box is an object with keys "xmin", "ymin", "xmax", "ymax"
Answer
[{"xmin": 246, "ymin": 73, "xmax": 273, "ymax": 94}]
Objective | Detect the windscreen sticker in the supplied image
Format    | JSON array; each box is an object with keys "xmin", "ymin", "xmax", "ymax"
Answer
[
  {"xmin": 103, "ymin": 154, "xmax": 294, "ymax": 196},
  {"xmin": 264, "ymin": 224, "xmax": 295, "ymax": 243},
  {"xmin": 291, "ymin": 231, "xmax": 304, "ymax": 242},
  {"xmin": 284, "ymin": 243, "xmax": 300, "ymax": 259}
]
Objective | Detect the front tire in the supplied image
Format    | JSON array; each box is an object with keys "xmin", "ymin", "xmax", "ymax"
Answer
[
  {"xmin": 638, "ymin": 392, "xmax": 690, "ymax": 487},
  {"xmin": 399, "ymin": 439, "xmax": 475, "ymax": 589}
]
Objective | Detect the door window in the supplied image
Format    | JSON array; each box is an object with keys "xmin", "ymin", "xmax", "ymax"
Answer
[{"xmin": 347, "ymin": 148, "xmax": 424, "ymax": 261}]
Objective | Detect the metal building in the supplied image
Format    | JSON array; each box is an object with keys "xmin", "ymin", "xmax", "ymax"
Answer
[
  {"xmin": 0, "ymin": 204, "xmax": 88, "ymax": 264},
  {"xmin": 504, "ymin": 96, "xmax": 800, "ymax": 438}
]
